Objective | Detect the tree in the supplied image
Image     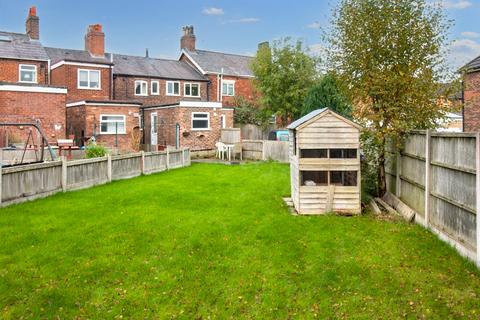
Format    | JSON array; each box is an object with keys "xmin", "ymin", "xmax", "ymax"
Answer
[
  {"xmin": 251, "ymin": 39, "xmax": 318, "ymax": 125},
  {"xmin": 233, "ymin": 96, "xmax": 271, "ymax": 127},
  {"xmin": 328, "ymin": 0, "xmax": 451, "ymax": 196},
  {"xmin": 302, "ymin": 73, "xmax": 352, "ymax": 118}
]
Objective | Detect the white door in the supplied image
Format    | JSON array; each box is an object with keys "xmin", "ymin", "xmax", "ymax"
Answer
[{"xmin": 151, "ymin": 112, "xmax": 158, "ymax": 146}]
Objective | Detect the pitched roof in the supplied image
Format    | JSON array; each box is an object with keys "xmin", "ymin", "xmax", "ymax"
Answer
[
  {"xmin": 45, "ymin": 47, "xmax": 113, "ymax": 65},
  {"xmin": 0, "ymin": 31, "xmax": 49, "ymax": 61},
  {"xmin": 112, "ymin": 54, "xmax": 207, "ymax": 81},
  {"xmin": 183, "ymin": 49, "xmax": 254, "ymax": 77},
  {"xmin": 463, "ymin": 55, "xmax": 480, "ymax": 72},
  {"xmin": 287, "ymin": 108, "xmax": 328, "ymax": 130}
]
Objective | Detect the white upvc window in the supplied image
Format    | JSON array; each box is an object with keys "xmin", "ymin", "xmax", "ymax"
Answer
[
  {"xmin": 151, "ymin": 81, "xmax": 159, "ymax": 95},
  {"xmin": 184, "ymin": 83, "xmax": 200, "ymax": 97},
  {"xmin": 100, "ymin": 115, "xmax": 126, "ymax": 134},
  {"xmin": 166, "ymin": 81, "xmax": 180, "ymax": 96},
  {"xmin": 135, "ymin": 80, "xmax": 148, "ymax": 96},
  {"xmin": 222, "ymin": 80, "xmax": 235, "ymax": 96},
  {"xmin": 19, "ymin": 64, "xmax": 37, "ymax": 83},
  {"xmin": 191, "ymin": 112, "xmax": 210, "ymax": 130},
  {"xmin": 78, "ymin": 69, "xmax": 100, "ymax": 89}
]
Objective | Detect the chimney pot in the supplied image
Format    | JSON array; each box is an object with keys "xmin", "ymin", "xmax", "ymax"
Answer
[
  {"xmin": 26, "ymin": 6, "xmax": 40, "ymax": 40},
  {"xmin": 180, "ymin": 25, "xmax": 196, "ymax": 51}
]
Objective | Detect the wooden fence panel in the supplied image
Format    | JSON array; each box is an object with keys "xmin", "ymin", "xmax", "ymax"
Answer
[
  {"xmin": 242, "ymin": 140, "xmax": 263, "ymax": 160},
  {"xmin": 144, "ymin": 152, "xmax": 167, "ymax": 174},
  {"xmin": 168, "ymin": 150, "xmax": 183, "ymax": 169},
  {"xmin": 1, "ymin": 161, "xmax": 62, "ymax": 203},
  {"xmin": 67, "ymin": 158, "xmax": 109, "ymax": 190},
  {"xmin": 221, "ymin": 129, "xmax": 241, "ymax": 144},
  {"xmin": 263, "ymin": 141, "xmax": 289, "ymax": 163},
  {"xmin": 112, "ymin": 153, "xmax": 142, "ymax": 180}
]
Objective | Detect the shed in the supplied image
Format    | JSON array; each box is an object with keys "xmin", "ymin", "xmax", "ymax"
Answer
[{"xmin": 287, "ymin": 108, "xmax": 362, "ymax": 215}]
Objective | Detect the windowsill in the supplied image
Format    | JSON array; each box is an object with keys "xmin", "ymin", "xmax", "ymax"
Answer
[
  {"xmin": 191, "ymin": 128, "xmax": 211, "ymax": 131},
  {"xmin": 184, "ymin": 95, "xmax": 201, "ymax": 98},
  {"xmin": 134, "ymin": 94, "xmax": 148, "ymax": 96},
  {"xmin": 19, "ymin": 80, "xmax": 38, "ymax": 84},
  {"xmin": 166, "ymin": 93, "xmax": 181, "ymax": 96},
  {"xmin": 222, "ymin": 94, "xmax": 235, "ymax": 97},
  {"xmin": 99, "ymin": 132, "xmax": 127, "ymax": 135},
  {"xmin": 151, "ymin": 93, "xmax": 160, "ymax": 96},
  {"xmin": 78, "ymin": 87, "xmax": 102, "ymax": 90}
]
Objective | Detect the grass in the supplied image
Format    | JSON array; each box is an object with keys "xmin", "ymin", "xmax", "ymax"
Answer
[{"xmin": 0, "ymin": 162, "xmax": 479, "ymax": 319}]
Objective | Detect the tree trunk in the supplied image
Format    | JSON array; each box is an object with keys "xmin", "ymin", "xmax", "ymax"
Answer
[{"xmin": 377, "ymin": 147, "xmax": 387, "ymax": 197}]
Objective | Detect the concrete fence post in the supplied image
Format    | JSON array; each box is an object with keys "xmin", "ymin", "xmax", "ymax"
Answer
[
  {"xmin": 262, "ymin": 141, "xmax": 266, "ymax": 161},
  {"xmin": 476, "ymin": 133, "xmax": 480, "ymax": 267},
  {"xmin": 181, "ymin": 148, "xmax": 185, "ymax": 167},
  {"xmin": 140, "ymin": 151, "xmax": 145, "ymax": 174},
  {"xmin": 61, "ymin": 156, "xmax": 67, "ymax": 192},
  {"xmin": 0, "ymin": 149, "xmax": 3, "ymax": 205},
  {"xmin": 107, "ymin": 154, "xmax": 112, "ymax": 182},
  {"xmin": 395, "ymin": 151, "xmax": 401, "ymax": 198},
  {"xmin": 424, "ymin": 130, "xmax": 431, "ymax": 227},
  {"xmin": 166, "ymin": 148, "xmax": 170, "ymax": 170}
]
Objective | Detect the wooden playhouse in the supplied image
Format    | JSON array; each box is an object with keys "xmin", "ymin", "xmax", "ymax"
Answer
[{"xmin": 287, "ymin": 108, "xmax": 362, "ymax": 215}]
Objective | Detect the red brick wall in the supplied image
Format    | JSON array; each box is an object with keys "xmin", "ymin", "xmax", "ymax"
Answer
[
  {"xmin": 464, "ymin": 71, "xmax": 480, "ymax": 132},
  {"xmin": 144, "ymin": 106, "xmax": 233, "ymax": 150},
  {"xmin": 50, "ymin": 64, "xmax": 112, "ymax": 102},
  {"xmin": 113, "ymin": 75, "xmax": 208, "ymax": 105},
  {"xmin": 0, "ymin": 58, "xmax": 48, "ymax": 84},
  {"xmin": 0, "ymin": 90, "xmax": 66, "ymax": 141},
  {"xmin": 67, "ymin": 104, "xmax": 140, "ymax": 152},
  {"xmin": 208, "ymin": 74, "xmax": 256, "ymax": 107}
]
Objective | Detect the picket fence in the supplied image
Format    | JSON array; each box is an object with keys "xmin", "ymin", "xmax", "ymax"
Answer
[{"xmin": 0, "ymin": 148, "xmax": 190, "ymax": 206}]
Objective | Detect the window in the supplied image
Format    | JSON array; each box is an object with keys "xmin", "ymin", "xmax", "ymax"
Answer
[
  {"xmin": 301, "ymin": 171, "xmax": 328, "ymax": 186},
  {"xmin": 330, "ymin": 149, "xmax": 357, "ymax": 159},
  {"xmin": 221, "ymin": 115, "xmax": 226, "ymax": 129},
  {"xmin": 135, "ymin": 80, "xmax": 148, "ymax": 96},
  {"xmin": 100, "ymin": 115, "xmax": 126, "ymax": 134},
  {"xmin": 192, "ymin": 112, "xmax": 210, "ymax": 130},
  {"xmin": 151, "ymin": 81, "xmax": 159, "ymax": 95},
  {"xmin": 19, "ymin": 64, "xmax": 37, "ymax": 83},
  {"xmin": 166, "ymin": 81, "xmax": 180, "ymax": 96},
  {"xmin": 330, "ymin": 171, "xmax": 357, "ymax": 186},
  {"xmin": 222, "ymin": 80, "xmax": 235, "ymax": 96},
  {"xmin": 184, "ymin": 83, "xmax": 200, "ymax": 97},
  {"xmin": 300, "ymin": 149, "xmax": 328, "ymax": 158},
  {"xmin": 78, "ymin": 69, "xmax": 100, "ymax": 89}
]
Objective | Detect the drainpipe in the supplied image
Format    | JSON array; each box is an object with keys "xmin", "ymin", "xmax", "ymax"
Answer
[{"xmin": 461, "ymin": 78, "xmax": 465, "ymax": 132}]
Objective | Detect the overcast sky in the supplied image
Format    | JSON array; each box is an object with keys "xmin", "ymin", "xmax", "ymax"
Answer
[{"xmin": 1, "ymin": 0, "xmax": 479, "ymax": 71}]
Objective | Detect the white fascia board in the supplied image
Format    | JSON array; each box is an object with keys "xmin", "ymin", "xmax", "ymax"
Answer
[
  {"xmin": 0, "ymin": 84, "xmax": 67, "ymax": 94},
  {"xmin": 51, "ymin": 61, "xmax": 112, "ymax": 70},
  {"xmin": 180, "ymin": 50, "xmax": 207, "ymax": 75},
  {"xmin": 179, "ymin": 101, "xmax": 222, "ymax": 108},
  {"xmin": 206, "ymin": 71, "xmax": 255, "ymax": 79},
  {"xmin": 66, "ymin": 101, "xmax": 142, "ymax": 108}
]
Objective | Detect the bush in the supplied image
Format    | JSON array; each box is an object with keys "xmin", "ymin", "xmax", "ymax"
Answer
[
  {"xmin": 233, "ymin": 96, "xmax": 271, "ymax": 127},
  {"xmin": 85, "ymin": 143, "xmax": 107, "ymax": 158}
]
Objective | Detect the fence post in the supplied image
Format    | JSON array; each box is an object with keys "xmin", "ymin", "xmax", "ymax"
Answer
[
  {"xmin": 0, "ymin": 149, "xmax": 3, "ymax": 205},
  {"xmin": 181, "ymin": 148, "xmax": 185, "ymax": 167},
  {"xmin": 140, "ymin": 151, "xmax": 145, "ymax": 174},
  {"xmin": 107, "ymin": 154, "xmax": 112, "ymax": 182},
  {"xmin": 262, "ymin": 141, "xmax": 266, "ymax": 161},
  {"xmin": 424, "ymin": 129, "xmax": 431, "ymax": 227},
  {"xmin": 166, "ymin": 148, "xmax": 170, "ymax": 170},
  {"xmin": 395, "ymin": 151, "xmax": 401, "ymax": 198},
  {"xmin": 476, "ymin": 133, "xmax": 480, "ymax": 267},
  {"xmin": 61, "ymin": 156, "xmax": 67, "ymax": 192}
]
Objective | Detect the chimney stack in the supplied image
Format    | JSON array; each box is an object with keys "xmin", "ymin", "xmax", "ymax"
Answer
[
  {"xmin": 258, "ymin": 41, "xmax": 270, "ymax": 52},
  {"xmin": 85, "ymin": 24, "xmax": 105, "ymax": 57},
  {"xmin": 26, "ymin": 6, "xmax": 40, "ymax": 40},
  {"xmin": 180, "ymin": 26, "xmax": 196, "ymax": 51}
]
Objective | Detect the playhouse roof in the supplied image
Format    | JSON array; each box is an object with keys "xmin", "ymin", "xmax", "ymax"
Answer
[{"xmin": 287, "ymin": 108, "xmax": 361, "ymax": 130}]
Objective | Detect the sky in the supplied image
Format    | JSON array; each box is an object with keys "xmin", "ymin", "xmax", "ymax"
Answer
[{"xmin": 0, "ymin": 0, "xmax": 479, "ymax": 71}]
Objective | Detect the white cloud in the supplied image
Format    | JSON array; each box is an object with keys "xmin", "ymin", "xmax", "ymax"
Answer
[
  {"xmin": 308, "ymin": 43, "xmax": 326, "ymax": 56},
  {"xmin": 442, "ymin": 0, "xmax": 472, "ymax": 9},
  {"xmin": 448, "ymin": 38, "xmax": 480, "ymax": 69},
  {"xmin": 202, "ymin": 7, "xmax": 224, "ymax": 16},
  {"xmin": 225, "ymin": 17, "xmax": 260, "ymax": 24},
  {"xmin": 461, "ymin": 31, "xmax": 480, "ymax": 38},
  {"xmin": 307, "ymin": 21, "xmax": 321, "ymax": 29}
]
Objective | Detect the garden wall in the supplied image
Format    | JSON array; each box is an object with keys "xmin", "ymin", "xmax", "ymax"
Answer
[
  {"xmin": 0, "ymin": 148, "xmax": 190, "ymax": 206},
  {"xmin": 386, "ymin": 131, "xmax": 479, "ymax": 266}
]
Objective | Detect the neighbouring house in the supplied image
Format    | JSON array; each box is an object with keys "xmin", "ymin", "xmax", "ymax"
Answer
[
  {"xmin": 178, "ymin": 26, "xmax": 257, "ymax": 108},
  {"xmin": 0, "ymin": 7, "xmax": 67, "ymax": 144},
  {"xmin": 462, "ymin": 55, "xmax": 480, "ymax": 132}
]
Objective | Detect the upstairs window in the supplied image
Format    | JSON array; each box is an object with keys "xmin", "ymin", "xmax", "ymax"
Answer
[
  {"xmin": 135, "ymin": 80, "xmax": 148, "ymax": 96},
  {"xmin": 166, "ymin": 81, "xmax": 180, "ymax": 96},
  {"xmin": 191, "ymin": 112, "xmax": 210, "ymax": 130},
  {"xmin": 78, "ymin": 69, "xmax": 100, "ymax": 89},
  {"xmin": 19, "ymin": 64, "xmax": 37, "ymax": 83},
  {"xmin": 222, "ymin": 80, "xmax": 235, "ymax": 96},
  {"xmin": 100, "ymin": 115, "xmax": 126, "ymax": 134},
  {"xmin": 300, "ymin": 149, "xmax": 328, "ymax": 158},
  {"xmin": 151, "ymin": 81, "xmax": 159, "ymax": 95},
  {"xmin": 330, "ymin": 149, "xmax": 357, "ymax": 159},
  {"xmin": 184, "ymin": 83, "xmax": 200, "ymax": 97}
]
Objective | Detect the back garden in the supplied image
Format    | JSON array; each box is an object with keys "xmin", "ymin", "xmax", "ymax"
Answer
[{"xmin": 0, "ymin": 162, "xmax": 479, "ymax": 319}]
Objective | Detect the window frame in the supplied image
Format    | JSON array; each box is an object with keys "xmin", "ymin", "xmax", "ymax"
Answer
[
  {"xmin": 151, "ymin": 81, "xmax": 160, "ymax": 95},
  {"xmin": 77, "ymin": 69, "xmax": 101, "ymax": 90},
  {"xmin": 184, "ymin": 82, "xmax": 201, "ymax": 98},
  {"xmin": 166, "ymin": 81, "xmax": 180, "ymax": 96},
  {"xmin": 191, "ymin": 112, "xmax": 210, "ymax": 131},
  {"xmin": 19, "ymin": 64, "xmax": 37, "ymax": 83},
  {"xmin": 220, "ymin": 114, "xmax": 226, "ymax": 129},
  {"xmin": 221, "ymin": 80, "xmax": 235, "ymax": 97},
  {"xmin": 99, "ymin": 114, "xmax": 127, "ymax": 135},
  {"xmin": 134, "ymin": 80, "xmax": 148, "ymax": 96}
]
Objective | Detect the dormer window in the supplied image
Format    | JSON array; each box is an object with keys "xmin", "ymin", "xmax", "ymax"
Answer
[
  {"xmin": 78, "ymin": 69, "xmax": 100, "ymax": 89},
  {"xmin": 19, "ymin": 64, "xmax": 37, "ymax": 83}
]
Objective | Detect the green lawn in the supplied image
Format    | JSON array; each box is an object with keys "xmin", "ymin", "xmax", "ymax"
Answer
[{"xmin": 0, "ymin": 162, "xmax": 479, "ymax": 319}]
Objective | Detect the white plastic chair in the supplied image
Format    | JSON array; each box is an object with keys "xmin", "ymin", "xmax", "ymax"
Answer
[{"xmin": 215, "ymin": 142, "xmax": 227, "ymax": 160}]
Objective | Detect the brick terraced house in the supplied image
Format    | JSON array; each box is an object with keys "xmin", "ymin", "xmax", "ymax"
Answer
[
  {"xmin": 0, "ymin": 7, "xmax": 67, "ymax": 144},
  {"xmin": 463, "ymin": 55, "xmax": 480, "ymax": 132}
]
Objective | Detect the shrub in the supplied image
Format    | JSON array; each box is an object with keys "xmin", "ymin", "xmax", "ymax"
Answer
[{"xmin": 85, "ymin": 143, "xmax": 107, "ymax": 158}]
